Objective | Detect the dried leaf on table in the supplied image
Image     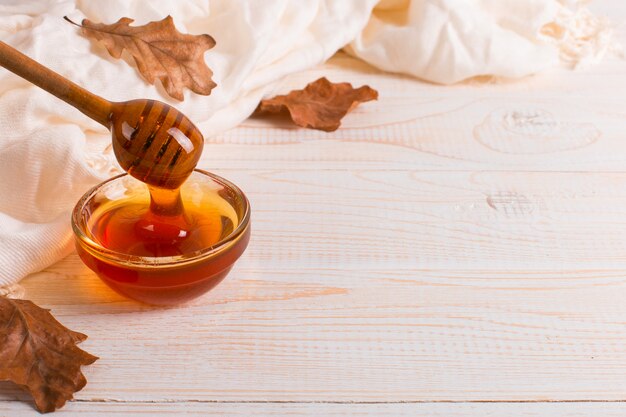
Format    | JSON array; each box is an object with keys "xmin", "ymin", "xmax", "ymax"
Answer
[
  {"xmin": 255, "ymin": 77, "xmax": 378, "ymax": 132},
  {"xmin": 0, "ymin": 296, "xmax": 98, "ymax": 413},
  {"xmin": 65, "ymin": 15, "xmax": 216, "ymax": 101}
]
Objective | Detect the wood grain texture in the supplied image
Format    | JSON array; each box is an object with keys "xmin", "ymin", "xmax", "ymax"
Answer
[
  {"xmin": 2, "ymin": 401, "xmax": 626, "ymax": 417},
  {"xmin": 7, "ymin": 252, "xmax": 626, "ymax": 404},
  {"xmin": 3, "ymin": 1, "xmax": 626, "ymax": 415}
]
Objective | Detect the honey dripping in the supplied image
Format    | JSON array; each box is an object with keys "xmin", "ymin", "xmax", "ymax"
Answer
[
  {"xmin": 86, "ymin": 181, "xmax": 239, "ymax": 258},
  {"xmin": 87, "ymin": 99, "xmax": 236, "ymax": 258}
]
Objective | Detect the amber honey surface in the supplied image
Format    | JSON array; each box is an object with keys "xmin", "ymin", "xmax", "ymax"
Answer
[{"xmin": 87, "ymin": 191, "xmax": 235, "ymax": 258}]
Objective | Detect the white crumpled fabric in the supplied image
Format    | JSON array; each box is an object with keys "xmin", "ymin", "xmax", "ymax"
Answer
[{"xmin": 0, "ymin": 0, "xmax": 613, "ymax": 288}]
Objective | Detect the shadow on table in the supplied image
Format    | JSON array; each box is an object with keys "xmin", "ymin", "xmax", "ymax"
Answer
[{"xmin": 21, "ymin": 254, "xmax": 177, "ymax": 314}]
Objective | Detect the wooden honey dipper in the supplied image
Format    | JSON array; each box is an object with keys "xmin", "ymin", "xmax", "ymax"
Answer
[{"xmin": 0, "ymin": 41, "xmax": 204, "ymax": 192}]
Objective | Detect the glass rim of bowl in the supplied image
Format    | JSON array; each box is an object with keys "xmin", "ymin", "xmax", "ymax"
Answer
[{"xmin": 71, "ymin": 169, "xmax": 251, "ymax": 268}]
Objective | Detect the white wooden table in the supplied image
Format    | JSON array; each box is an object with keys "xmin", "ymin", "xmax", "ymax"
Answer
[{"xmin": 3, "ymin": 3, "xmax": 626, "ymax": 415}]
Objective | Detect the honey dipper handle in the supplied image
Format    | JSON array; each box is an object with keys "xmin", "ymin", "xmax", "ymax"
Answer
[{"xmin": 0, "ymin": 41, "xmax": 112, "ymax": 128}]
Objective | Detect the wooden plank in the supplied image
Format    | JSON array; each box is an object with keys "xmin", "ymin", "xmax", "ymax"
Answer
[
  {"xmin": 2, "ymin": 401, "xmax": 626, "ymax": 417},
  {"xmin": 13, "ymin": 261, "xmax": 626, "ymax": 402},
  {"xmin": 8, "ymin": 168, "xmax": 626, "ymax": 402},
  {"xmin": 194, "ymin": 53, "xmax": 626, "ymax": 173},
  {"xmin": 12, "ymin": 65, "xmax": 626, "ymax": 406},
  {"xmin": 66, "ymin": 168, "xmax": 626, "ymax": 270}
]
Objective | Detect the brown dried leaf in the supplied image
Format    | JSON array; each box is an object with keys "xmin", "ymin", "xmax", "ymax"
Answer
[
  {"xmin": 0, "ymin": 296, "xmax": 98, "ymax": 413},
  {"xmin": 67, "ymin": 15, "xmax": 216, "ymax": 101},
  {"xmin": 255, "ymin": 77, "xmax": 378, "ymax": 132}
]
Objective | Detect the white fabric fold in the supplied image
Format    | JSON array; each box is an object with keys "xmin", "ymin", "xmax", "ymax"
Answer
[
  {"xmin": 346, "ymin": 0, "xmax": 560, "ymax": 83},
  {"xmin": 0, "ymin": 0, "xmax": 613, "ymax": 287}
]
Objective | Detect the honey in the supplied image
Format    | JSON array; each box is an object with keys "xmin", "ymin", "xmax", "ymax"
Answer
[
  {"xmin": 88, "ymin": 188, "xmax": 235, "ymax": 258},
  {"xmin": 74, "ymin": 171, "xmax": 250, "ymax": 305}
]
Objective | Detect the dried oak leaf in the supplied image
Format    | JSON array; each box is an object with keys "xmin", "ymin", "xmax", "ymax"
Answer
[
  {"xmin": 0, "ymin": 296, "xmax": 98, "ymax": 413},
  {"xmin": 255, "ymin": 77, "xmax": 378, "ymax": 132},
  {"xmin": 66, "ymin": 15, "xmax": 216, "ymax": 101}
]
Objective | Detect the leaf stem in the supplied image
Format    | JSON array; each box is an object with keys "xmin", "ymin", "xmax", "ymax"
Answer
[{"xmin": 63, "ymin": 16, "xmax": 82, "ymax": 28}]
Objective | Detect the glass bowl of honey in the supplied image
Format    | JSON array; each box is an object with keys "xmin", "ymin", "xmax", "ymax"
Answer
[{"xmin": 71, "ymin": 169, "xmax": 250, "ymax": 305}]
